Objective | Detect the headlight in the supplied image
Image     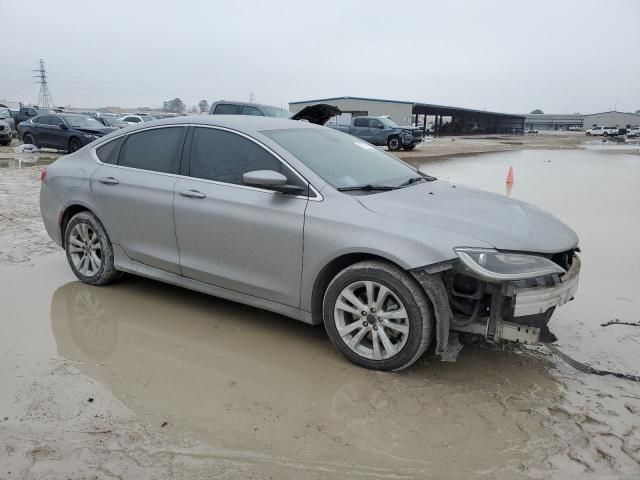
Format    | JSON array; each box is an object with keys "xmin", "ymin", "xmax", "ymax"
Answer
[
  {"xmin": 83, "ymin": 133, "xmax": 99, "ymax": 139},
  {"xmin": 454, "ymin": 247, "xmax": 566, "ymax": 281}
]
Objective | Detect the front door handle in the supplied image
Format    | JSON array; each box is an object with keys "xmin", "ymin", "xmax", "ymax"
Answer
[
  {"xmin": 98, "ymin": 177, "xmax": 119, "ymax": 185},
  {"xmin": 179, "ymin": 189, "xmax": 206, "ymax": 199}
]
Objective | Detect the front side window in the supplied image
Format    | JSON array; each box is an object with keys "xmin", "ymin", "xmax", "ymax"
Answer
[
  {"xmin": 213, "ymin": 104, "xmax": 240, "ymax": 115},
  {"xmin": 262, "ymin": 106, "xmax": 291, "ymax": 118},
  {"xmin": 118, "ymin": 127, "xmax": 185, "ymax": 173},
  {"xmin": 188, "ymin": 127, "xmax": 304, "ymax": 189},
  {"xmin": 263, "ymin": 127, "xmax": 419, "ymax": 189},
  {"xmin": 35, "ymin": 115, "xmax": 53, "ymax": 125},
  {"xmin": 353, "ymin": 118, "xmax": 369, "ymax": 128},
  {"xmin": 369, "ymin": 119, "xmax": 383, "ymax": 129}
]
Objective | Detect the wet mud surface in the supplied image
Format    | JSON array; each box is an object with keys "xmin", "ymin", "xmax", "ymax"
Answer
[{"xmin": 1, "ymin": 144, "xmax": 640, "ymax": 478}]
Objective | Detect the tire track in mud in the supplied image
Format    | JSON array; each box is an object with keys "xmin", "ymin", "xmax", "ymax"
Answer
[{"xmin": 547, "ymin": 344, "xmax": 640, "ymax": 383}]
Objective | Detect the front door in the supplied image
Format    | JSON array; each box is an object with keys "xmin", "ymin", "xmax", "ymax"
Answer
[
  {"xmin": 90, "ymin": 126, "xmax": 187, "ymax": 274},
  {"xmin": 173, "ymin": 126, "xmax": 308, "ymax": 307}
]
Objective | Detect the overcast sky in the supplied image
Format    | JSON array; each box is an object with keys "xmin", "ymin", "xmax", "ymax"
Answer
[{"xmin": 2, "ymin": 0, "xmax": 639, "ymax": 114}]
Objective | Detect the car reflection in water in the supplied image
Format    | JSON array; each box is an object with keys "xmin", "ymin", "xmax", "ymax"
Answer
[{"xmin": 49, "ymin": 278, "xmax": 559, "ymax": 470}]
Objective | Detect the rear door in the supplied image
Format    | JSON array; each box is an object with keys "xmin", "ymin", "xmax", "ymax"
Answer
[
  {"xmin": 173, "ymin": 126, "xmax": 309, "ymax": 307},
  {"xmin": 90, "ymin": 126, "xmax": 187, "ymax": 274}
]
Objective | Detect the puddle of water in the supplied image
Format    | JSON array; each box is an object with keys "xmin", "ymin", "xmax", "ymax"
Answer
[
  {"xmin": 0, "ymin": 154, "xmax": 60, "ymax": 169},
  {"xmin": 1, "ymin": 254, "xmax": 567, "ymax": 478}
]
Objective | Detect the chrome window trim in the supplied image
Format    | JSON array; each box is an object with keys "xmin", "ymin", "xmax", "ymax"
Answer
[{"xmin": 90, "ymin": 124, "xmax": 323, "ymax": 202}]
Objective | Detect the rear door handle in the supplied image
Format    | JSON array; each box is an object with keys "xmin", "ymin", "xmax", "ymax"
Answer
[
  {"xmin": 179, "ymin": 189, "xmax": 206, "ymax": 199},
  {"xmin": 98, "ymin": 177, "xmax": 119, "ymax": 185}
]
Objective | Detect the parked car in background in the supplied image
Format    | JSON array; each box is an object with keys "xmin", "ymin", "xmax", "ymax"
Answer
[
  {"xmin": 121, "ymin": 114, "xmax": 157, "ymax": 124},
  {"xmin": 16, "ymin": 106, "xmax": 51, "ymax": 125},
  {"xmin": 39, "ymin": 115, "xmax": 580, "ymax": 371},
  {"xmin": 209, "ymin": 100, "xmax": 291, "ymax": 118},
  {"xmin": 586, "ymin": 126, "xmax": 618, "ymax": 136},
  {"xmin": 101, "ymin": 116, "xmax": 128, "ymax": 129},
  {"xmin": 329, "ymin": 116, "xmax": 423, "ymax": 151},
  {"xmin": 568, "ymin": 125, "xmax": 582, "ymax": 131},
  {"xmin": 627, "ymin": 126, "xmax": 640, "ymax": 138},
  {"xmin": 0, "ymin": 107, "xmax": 17, "ymax": 136},
  {"xmin": 18, "ymin": 113, "xmax": 117, "ymax": 152},
  {"xmin": 525, "ymin": 128, "xmax": 538, "ymax": 134},
  {"xmin": 0, "ymin": 120, "xmax": 12, "ymax": 145}
]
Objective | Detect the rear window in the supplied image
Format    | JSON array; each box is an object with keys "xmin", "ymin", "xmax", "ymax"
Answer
[
  {"xmin": 213, "ymin": 104, "xmax": 241, "ymax": 115},
  {"xmin": 96, "ymin": 137, "xmax": 124, "ymax": 164},
  {"xmin": 118, "ymin": 127, "xmax": 185, "ymax": 173}
]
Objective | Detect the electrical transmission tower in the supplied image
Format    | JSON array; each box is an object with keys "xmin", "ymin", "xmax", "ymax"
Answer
[{"xmin": 33, "ymin": 59, "xmax": 55, "ymax": 109}]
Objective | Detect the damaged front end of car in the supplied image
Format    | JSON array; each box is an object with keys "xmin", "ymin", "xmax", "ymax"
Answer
[{"xmin": 412, "ymin": 247, "xmax": 580, "ymax": 361}]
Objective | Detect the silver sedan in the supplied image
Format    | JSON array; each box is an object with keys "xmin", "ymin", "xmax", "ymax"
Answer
[{"xmin": 40, "ymin": 115, "xmax": 580, "ymax": 370}]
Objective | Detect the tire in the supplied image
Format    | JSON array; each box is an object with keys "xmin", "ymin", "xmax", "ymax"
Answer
[
  {"xmin": 603, "ymin": 132, "xmax": 608, "ymax": 137},
  {"xmin": 69, "ymin": 137, "xmax": 82, "ymax": 152},
  {"xmin": 64, "ymin": 211, "xmax": 122, "ymax": 286},
  {"xmin": 387, "ymin": 135, "xmax": 401, "ymax": 151},
  {"xmin": 23, "ymin": 133, "xmax": 36, "ymax": 146},
  {"xmin": 323, "ymin": 260, "xmax": 433, "ymax": 371},
  {"xmin": 0, "ymin": 141, "xmax": 9, "ymax": 146},
  {"xmin": 402, "ymin": 144, "xmax": 416, "ymax": 151},
  {"xmin": 585, "ymin": 132, "xmax": 591, "ymax": 136}
]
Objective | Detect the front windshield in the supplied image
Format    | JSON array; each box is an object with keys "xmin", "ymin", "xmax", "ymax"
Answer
[
  {"xmin": 263, "ymin": 106, "xmax": 291, "ymax": 118},
  {"xmin": 0, "ymin": 108, "xmax": 10, "ymax": 119},
  {"xmin": 64, "ymin": 115, "xmax": 104, "ymax": 128},
  {"xmin": 263, "ymin": 127, "xmax": 421, "ymax": 189},
  {"xmin": 380, "ymin": 117, "xmax": 399, "ymax": 128}
]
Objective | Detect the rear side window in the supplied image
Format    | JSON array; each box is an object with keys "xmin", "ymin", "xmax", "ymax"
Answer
[
  {"xmin": 96, "ymin": 137, "xmax": 124, "ymax": 164},
  {"xmin": 124, "ymin": 116, "xmax": 140, "ymax": 123},
  {"xmin": 213, "ymin": 104, "xmax": 240, "ymax": 115},
  {"xmin": 188, "ymin": 127, "xmax": 305, "ymax": 190},
  {"xmin": 118, "ymin": 127, "xmax": 185, "ymax": 173}
]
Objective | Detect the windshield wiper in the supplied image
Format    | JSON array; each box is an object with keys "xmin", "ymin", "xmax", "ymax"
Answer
[
  {"xmin": 337, "ymin": 184, "xmax": 397, "ymax": 192},
  {"xmin": 398, "ymin": 175, "xmax": 436, "ymax": 187}
]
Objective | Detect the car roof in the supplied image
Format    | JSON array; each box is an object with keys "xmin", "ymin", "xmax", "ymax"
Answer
[
  {"xmin": 100, "ymin": 115, "xmax": 314, "ymax": 140},
  {"xmin": 212, "ymin": 100, "xmax": 284, "ymax": 110}
]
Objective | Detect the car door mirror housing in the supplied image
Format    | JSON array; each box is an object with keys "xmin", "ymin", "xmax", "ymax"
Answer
[
  {"xmin": 60, "ymin": 124, "xmax": 68, "ymax": 130},
  {"xmin": 243, "ymin": 170, "xmax": 305, "ymax": 195}
]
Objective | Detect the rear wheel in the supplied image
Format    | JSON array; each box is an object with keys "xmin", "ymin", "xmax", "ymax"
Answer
[
  {"xmin": 23, "ymin": 133, "xmax": 36, "ymax": 146},
  {"xmin": 323, "ymin": 260, "xmax": 433, "ymax": 371},
  {"xmin": 64, "ymin": 211, "xmax": 122, "ymax": 286},
  {"xmin": 69, "ymin": 137, "xmax": 82, "ymax": 152},
  {"xmin": 387, "ymin": 135, "xmax": 401, "ymax": 151}
]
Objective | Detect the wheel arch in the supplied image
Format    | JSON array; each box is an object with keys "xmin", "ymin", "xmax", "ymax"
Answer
[
  {"xmin": 309, "ymin": 252, "xmax": 409, "ymax": 325},
  {"xmin": 59, "ymin": 203, "xmax": 112, "ymax": 249}
]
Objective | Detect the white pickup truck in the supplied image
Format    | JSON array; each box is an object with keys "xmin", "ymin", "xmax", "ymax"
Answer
[{"xmin": 586, "ymin": 126, "xmax": 619, "ymax": 136}]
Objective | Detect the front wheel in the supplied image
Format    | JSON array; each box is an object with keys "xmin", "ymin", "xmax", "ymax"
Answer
[
  {"xmin": 323, "ymin": 260, "xmax": 433, "ymax": 371},
  {"xmin": 64, "ymin": 211, "xmax": 122, "ymax": 285},
  {"xmin": 387, "ymin": 135, "xmax": 401, "ymax": 151}
]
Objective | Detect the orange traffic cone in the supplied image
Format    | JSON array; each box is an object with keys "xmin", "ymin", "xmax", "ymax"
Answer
[{"xmin": 506, "ymin": 166, "xmax": 514, "ymax": 184}]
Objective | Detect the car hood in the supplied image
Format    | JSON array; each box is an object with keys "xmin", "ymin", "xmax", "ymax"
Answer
[
  {"xmin": 290, "ymin": 104, "xmax": 341, "ymax": 125},
  {"xmin": 74, "ymin": 127, "xmax": 118, "ymax": 135},
  {"xmin": 356, "ymin": 181, "xmax": 578, "ymax": 254}
]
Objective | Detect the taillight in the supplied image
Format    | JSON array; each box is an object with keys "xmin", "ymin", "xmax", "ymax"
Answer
[{"xmin": 40, "ymin": 168, "xmax": 47, "ymax": 183}]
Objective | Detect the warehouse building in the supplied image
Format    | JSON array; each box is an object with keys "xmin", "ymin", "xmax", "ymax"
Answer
[
  {"xmin": 524, "ymin": 113, "xmax": 583, "ymax": 131},
  {"xmin": 289, "ymin": 96, "xmax": 526, "ymax": 135},
  {"xmin": 582, "ymin": 111, "xmax": 640, "ymax": 130}
]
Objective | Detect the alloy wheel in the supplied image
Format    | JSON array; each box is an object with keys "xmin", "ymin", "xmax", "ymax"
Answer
[
  {"xmin": 333, "ymin": 280, "xmax": 410, "ymax": 360},
  {"xmin": 68, "ymin": 223, "xmax": 102, "ymax": 277}
]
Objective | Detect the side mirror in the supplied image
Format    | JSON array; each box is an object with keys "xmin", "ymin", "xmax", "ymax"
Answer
[
  {"xmin": 378, "ymin": 124, "xmax": 384, "ymax": 129},
  {"xmin": 243, "ymin": 170, "xmax": 305, "ymax": 195},
  {"xmin": 60, "ymin": 124, "xmax": 68, "ymax": 130}
]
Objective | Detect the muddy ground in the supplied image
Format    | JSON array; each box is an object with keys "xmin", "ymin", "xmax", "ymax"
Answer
[{"xmin": 1, "ymin": 135, "xmax": 639, "ymax": 479}]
